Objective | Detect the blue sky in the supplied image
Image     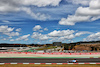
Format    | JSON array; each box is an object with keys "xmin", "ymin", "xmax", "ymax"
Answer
[{"xmin": 0, "ymin": 0, "xmax": 100, "ymax": 44}]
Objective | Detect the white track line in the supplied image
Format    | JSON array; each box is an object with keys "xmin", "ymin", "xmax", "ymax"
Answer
[
  {"xmin": 45, "ymin": 63, "xmax": 52, "ymax": 64},
  {"xmin": 56, "ymin": 63, "xmax": 63, "ymax": 64},
  {"xmin": 0, "ymin": 63, "xmax": 4, "ymax": 65},
  {"xmin": 78, "ymin": 63, "xmax": 84, "ymax": 64},
  {"xmin": 0, "ymin": 63, "xmax": 99, "ymax": 65},
  {"xmin": 10, "ymin": 63, "xmax": 17, "ymax": 64},
  {"xmin": 90, "ymin": 63, "xmax": 96, "ymax": 64},
  {"xmin": 23, "ymin": 63, "xmax": 29, "ymax": 64},
  {"xmin": 34, "ymin": 63, "xmax": 41, "ymax": 64}
]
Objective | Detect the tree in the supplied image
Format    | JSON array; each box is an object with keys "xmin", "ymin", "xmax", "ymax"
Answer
[
  {"xmin": 64, "ymin": 44, "xmax": 69, "ymax": 50},
  {"xmin": 70, "ymin": 44, "xmax": 75, "ymax": 50}
]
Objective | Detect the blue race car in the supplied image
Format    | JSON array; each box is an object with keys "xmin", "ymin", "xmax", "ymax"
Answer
[{"xmin": 67, "ymin": 59, "xmax": 77, "ymax": 63}]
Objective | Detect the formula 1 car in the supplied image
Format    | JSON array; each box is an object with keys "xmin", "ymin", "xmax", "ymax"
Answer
[{"xmin": 67, "ymin": 59, "xmax": 77, "ymax": 63}]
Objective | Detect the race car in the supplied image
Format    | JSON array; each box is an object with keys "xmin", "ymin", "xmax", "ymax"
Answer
[{"xmin": 67, "ymin": 59, "xmax": 77, "ymax": 63}]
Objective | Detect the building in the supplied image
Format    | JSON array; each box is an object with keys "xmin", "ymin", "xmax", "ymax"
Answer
[
  {"xmin": 0, "ymin": 47, "xmax": 8, "ymax": 52},
  {"xmin": 53, "ymin": 42, "xmax": 62, "ymax": 46}
]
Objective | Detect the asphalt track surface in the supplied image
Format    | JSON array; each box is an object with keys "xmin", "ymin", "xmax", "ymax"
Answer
[{"xmin": 0, "ymin": 58, "xmax": 100, "ymax": 63}]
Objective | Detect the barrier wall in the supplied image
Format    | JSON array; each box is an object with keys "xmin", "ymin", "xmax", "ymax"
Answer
[{"xmin": 0, "ymin": 52, "xmax": 100, "ymax": 55}]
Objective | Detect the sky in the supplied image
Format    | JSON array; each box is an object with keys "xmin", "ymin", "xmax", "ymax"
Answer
[{"xmin": 0, "ymin": 0, "xmax": 100, "ymax": 44}]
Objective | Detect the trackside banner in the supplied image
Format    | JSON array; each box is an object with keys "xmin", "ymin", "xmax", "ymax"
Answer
[{"xmin": 0, "ymin": 52, "xmax": 100, "ymax": 55}]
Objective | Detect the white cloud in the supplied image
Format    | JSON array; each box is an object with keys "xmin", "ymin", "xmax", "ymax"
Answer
[
  {"xmin": 76, "ymin": 7, "xmax": 100, "ymax": 16},
  {"xmin": 2, "ymin": 38, "xmax": 7, "ymax": 41},
  {"xmin": 19, "ymin": 0, "xmax": 61, "ymax": 7},
  {"xmin": 68, "ymin": 40, "xmax": 74, "ymax": 43},
  {"xmin": 83, "ymin": 32, "xmax": 100, "ymax": 41},
  {"xmin": 31, "ymin": 32, "xmax": 49, "ymax": 41},
  {"xmin": 44, "ymin": 28, "xmax": 48, "ymax": 31},
  {"xmin": 91, "ymin": 16, "xmax": 100, "ymax": 21},
  {"xmin": 66, "ymin": 0, "xmax": 91, "ymax": 6},
  {"xmin": 10, "ymin": 39, "xmax": 15, "ymax": 41},
  {"xmin": 0, "ymin": 25, "xmax": 23, "ymax": 41},
  {"xmin": 48, "ymin": 29, "xmax": 75, "ymax": 37},
  {"xmin": 24, "ymin": 38, "xmax": 29, "ymax": 41},
  {"xmin": 2, "ymin": 20, "xmax": 10, "ymax": 23},
  {"xmin": 39, "ymin": 30, "xmax": 43, "ymax": 32},
  {"xmin": 48, "ymin": 30, "xmax": 92, "ymax": 42},
  {"xmin": 75, "ymin": 31, "xmax": 92, "ymax": 37},
  {"xmin": 8, "ymin": 37, "xmax": 12, "ymax": 39},
  {"xmin": 0, "ymin": 25, "xmax": 14, "ymax": 33},
  {"xmin": 21, "ymin": 7, "xmax": 50, "ymax": 21},
  {"xmin": 0, "ymin": 0, "xmax": 61, "ymax": 12},
  {"xmin": 1, "ymin": 37, "xmax": 12, "ymax": 41},
  {"xmin": 16, "ymin": 28, "xmax": 21, "ymax": 32},
  {"xmin": 48, "ymin": 30, "xmax": 75, "ymax": 42},
  {"xmin": 33, "ymin": 25, "xmax": 42, "ymax": 31},
  {"xmin": 31, "ymin": 32, "xmax": 41, "ymax": 39},
  {"xmin": 59, "ymin": 15, "xmax": 90, "ymax": 25},
  {"xmin": 0, "ymin": 0, "xmax": 61, "ymax": 20},
  {"xmin": 0, "ymin": 25, "xmax": 21, "ymax": 37},
  {"xmin": 31, "ymin": 29, "xmax": 92, "ymax": 43},
  {"xmin": 89, "ymin": 0, "xmax": 100, "ymax": 9},
  {"xmin": 4, "ymin": 32, "xmax": 19, "ymax": 37},
  {"xmin": 59, "ymin": 0, "xmax": 100, "ymax": 25},
  {"xmin": 33, "ymin": 25, "xmax": 48, "ymax": 32},
  {"xmin": 58, "ymin": 34, "xmax": 75, "ymax": 41},
  {"xmin": 48, "ymin": 34, "xmax": 75, "ymax": 42},
  {"xmin": 16, "ymin": 34, "xmax": 30, "ymax": 41},
  {"xmin": 39, "ymin": 36, "xmax": 49, "ymax": 41},
  {"xmin": 1, "ymin": 20, "xmax": 26, "ymax": 25},
  {"xmin": 0, "ymin": 0, "xmax": 20, "ymax": 12}
]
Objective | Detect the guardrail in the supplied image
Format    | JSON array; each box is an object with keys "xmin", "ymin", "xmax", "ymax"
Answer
[{"xmin": 0, "ymin": 52, "xmax": 100, "ymax": 55}]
